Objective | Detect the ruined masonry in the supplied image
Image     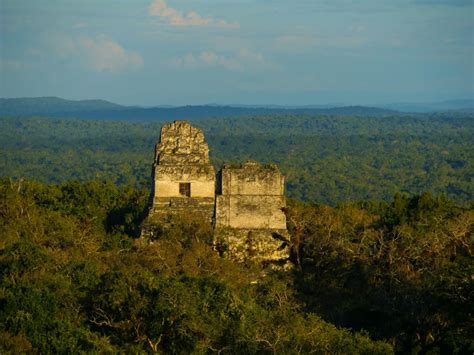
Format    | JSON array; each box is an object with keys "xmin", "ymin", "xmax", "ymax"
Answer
[
  {"xmin": 141, "ymin": 120, "xmax": 290, "ymax": 264},
  {"xmin": 144, "ymin": 120, "xmax": 215, "ymax": 222},
  {"xmin": 214, "ymin": 162, "xmax": 289, "ymax": 263}
]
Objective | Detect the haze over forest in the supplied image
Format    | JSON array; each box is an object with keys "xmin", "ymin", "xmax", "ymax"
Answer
[{"xmin": 1, "ymin": 1, "xmax": 473, "ymax": 354}]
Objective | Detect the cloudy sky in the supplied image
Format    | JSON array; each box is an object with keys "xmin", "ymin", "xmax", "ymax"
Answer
[{"xmin": 1, "ymin": 0, "xmax": 473, "ymax": 105}]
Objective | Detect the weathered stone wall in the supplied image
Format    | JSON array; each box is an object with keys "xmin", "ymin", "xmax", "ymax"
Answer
[
  {"xmin": 214, "ymin": 161, "xmax": 290, "ymax": 264},
  {"xmin": 215, "ymin": 161, "xmax": 287, "ymax": 230},
  {"xmin": 219, "ymin": 161, "xmax": 284, "ymax": 196},
  {"xmin": 153, "ymin": 165, "xmax": 215, "ymax": 199},
  {"xmin": 155, "ymin": 120, "xmax": 210, "ymax": 166},
  {"xmin": 214, "ymin": 229, "xmax": 289, "ymax": 264},
  {"xmin": 142, "ymin": 121, "xmax": 215, "ymax": 238},
  {"xmin": 215, "ymin": 195, "xmax": 287, "ymax": 229}
]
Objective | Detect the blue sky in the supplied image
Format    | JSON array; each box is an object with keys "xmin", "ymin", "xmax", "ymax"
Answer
[{"xmin": 1, "ymin": 0, "xmax": 473, "ymax": 105}]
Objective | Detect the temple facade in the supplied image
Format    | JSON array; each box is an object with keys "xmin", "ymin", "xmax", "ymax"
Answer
[
  {"xmin": 142, "ymin": 120, "xmax": 290, "ymax": 264},
  {"xmin": 144, "ymin": 120, "xmax": 215, "ymax": 227}
]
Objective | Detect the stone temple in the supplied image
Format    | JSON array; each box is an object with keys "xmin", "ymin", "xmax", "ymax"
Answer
[
  {"xmin": 146, "ymin": 121, "xmax": 215, "ymax": 221},
  {"xmin": 142, "ymin": 120, "xmax": 290, "ymax": 265}
]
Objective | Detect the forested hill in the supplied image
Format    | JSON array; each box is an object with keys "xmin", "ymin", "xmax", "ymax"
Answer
[
  {"xmin": 0, "ymin": 97, "xmax": 123, "ymax": 115},
  {"xmin": 1, "ymin": 113, "xmax": 472, "ymax": 205},
  {"xmin": 0, "ymin": 97, "xmax": 398, "ymax": 120}
]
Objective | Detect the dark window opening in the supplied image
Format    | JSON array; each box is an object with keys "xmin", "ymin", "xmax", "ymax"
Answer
[{"xmin": 179, "ymin": 182, "xmax": 191, "ymax": 197}]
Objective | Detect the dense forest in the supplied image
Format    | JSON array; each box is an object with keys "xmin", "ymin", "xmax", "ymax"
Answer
[
  {"xmin": 0, "ymin": 113, "xmax": 472, "ymax": 205},
  {"xmin": 0, "ymin": 113, "xmax": 472, "ymax": 352},
  {"xmin": 0, "ymin": 179, "xmax": 472, "ymax": 353}
]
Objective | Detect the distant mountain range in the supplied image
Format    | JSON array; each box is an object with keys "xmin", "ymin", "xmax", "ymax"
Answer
[
  {"xmin": 381, "ymin": 99, "xmax": 474, "ymax": 113},
  {"xmin": 0, "ymin": 97, "xmax": 472, "ymax": 121},
  {"xmin": 0, "ymin": 97, "xmax": 398, "ymax": 121},
  {"xmin": 0, "ymin": 97, "xmax": 124, "ymax": 114}
]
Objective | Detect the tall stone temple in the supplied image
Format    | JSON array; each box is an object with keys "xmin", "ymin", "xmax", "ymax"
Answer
[{"xmin": 141, "ymin": 120, "xmax": 290, "ymax": 264}]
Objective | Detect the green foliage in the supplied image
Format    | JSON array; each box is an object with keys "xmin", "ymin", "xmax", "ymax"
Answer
[
  {"xmin": 287, "ymin": 197, "xmax": 473, "ymax": 354},
  {"xmin": 146, "ymin": 213, "xmax": 215, "ymax": 246},
  {"xmin": 1, "ymin": 113, "xmax": 472, "ymax": 205},
  {"xmin": 382, "ymin": 191, "xmax": 457, "ymax": 228},
  {"xmin": 0, "ymin": 178, "xmax": 471, "ymax": 353},
  {"xmin": 0, "ymin": 112, "xmax": 472, "ymax": 353},
  {"xmin": 0, "ymin": 178, "xmax": 396, "ymax": 353}
]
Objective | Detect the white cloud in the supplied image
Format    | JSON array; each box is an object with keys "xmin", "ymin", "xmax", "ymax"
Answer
[
  {"xmin": 170, "ymin": 49, "xmax": 277, "ymax": 72},
  {"xmin": 79, "ymin": 36, "xmax": 143, "ymax": 72},
  {"xmin": 0, "ymin": 59, "xmax": 24, "ymax": 71},
  {"xmin": 390, "ymin": 38, "xmax": 403, "ymax": 47},
  {"xmin": 148, "ymin": 0, "xmax": 239, "ymax": 28},
  {"xmin": 57, "ymin": 35, "xmax": 143, "ymax": 73},
  {"xmin": 349, "ymin": 25, "xmax": 366, "ymax": 33},
  {"xmin": 73, "ymin": 23, "xmax": 88, "ymax": 29},
  {"xmin": 275, "ymin": 34, "xmax": 368, "ymax": 51}
]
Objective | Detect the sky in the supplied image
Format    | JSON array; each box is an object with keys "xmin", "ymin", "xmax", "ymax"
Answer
[{"xmin": 0, "ymin": 0, "xmax": 473, "ymax": 106}]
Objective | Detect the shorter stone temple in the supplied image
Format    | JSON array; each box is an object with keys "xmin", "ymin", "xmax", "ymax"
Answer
[
  {"xmin": 142, "ymin": 121, "xmax": 290, "ymax": 265},
  {"xmin": 214, "ymin": 162, "xmax": 289, "ymax": 264}
]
